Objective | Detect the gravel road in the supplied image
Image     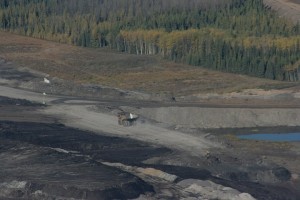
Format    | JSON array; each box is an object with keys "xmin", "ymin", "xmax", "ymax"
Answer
[{"xmin": 0, "ymin": 85, "xmax": 217, "ymax": 156}]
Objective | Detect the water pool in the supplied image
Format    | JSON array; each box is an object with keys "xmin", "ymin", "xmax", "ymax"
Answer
[{"xmin": 238, "ymin": 133, "xmax": 300, "ymax": 142}]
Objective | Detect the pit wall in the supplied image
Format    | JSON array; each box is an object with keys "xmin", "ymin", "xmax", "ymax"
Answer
[{"xmin": 136, "ymin": 107, "xmax": 300, "ymax": 128}]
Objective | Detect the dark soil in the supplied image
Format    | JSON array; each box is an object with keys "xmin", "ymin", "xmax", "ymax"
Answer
[
  {"xmin": 0, "ymin": 64, "xmax": 37, "ymax": 81},
  {"xmin": 204, "ymin": 127, "xmax": 300, "ymax": 200},
  {"xmin": 0, "ymin": 111, "xmax": 299, "ymax": 199},
  {"xmin": 0, "ymin": 121, "xmax": 171, "ymax": 199},
  {"xmin": 0, "ymin": 139, "xmax": 154, "ymax": 200},
  {"xmin": 0, "ymin": 121, "xmax": 171, "ymax": 164},
  {"xmin": 207, "ymin": 126, "xmax": 300, "ymax": 135},
  {"xmin": 0, "ymin": 96, "xmax": 42, "ymax": 106},
  {"xmin": 290, "ymin": 0, "xmax": 300, "ymax": 4}
]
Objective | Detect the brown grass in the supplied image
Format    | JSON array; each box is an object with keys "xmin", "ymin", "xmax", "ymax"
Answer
[{"xmin": 0, "ymin": 31, "xmax": 292, "ymax": 96}]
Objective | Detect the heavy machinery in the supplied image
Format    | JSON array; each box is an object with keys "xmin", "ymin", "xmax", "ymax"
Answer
[{"xmin": 117, "ymin": 111, "xmax": 138, "ymax": 126}]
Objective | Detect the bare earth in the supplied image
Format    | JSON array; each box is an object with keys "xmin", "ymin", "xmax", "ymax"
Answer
[
  {"xmin": 264, "ymin": 0, "xmax": 300, "ymax": 23},
  {"xmin": 1, "ymin": 65, "xmax": 300, "ymax": 199},
  {"xmin": 0, "ymin": 30, "xmax": 300, "ymax": 199}
]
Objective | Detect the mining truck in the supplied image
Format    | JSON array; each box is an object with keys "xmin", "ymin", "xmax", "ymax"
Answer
[{"xmin": 117, "ymin": 112, "xmax": 138, "ymax": 126}]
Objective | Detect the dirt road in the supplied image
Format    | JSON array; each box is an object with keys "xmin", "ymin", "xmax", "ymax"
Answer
[{"xmin": 0, "ymin": 85, "xmax": 217, "ymax": 156}]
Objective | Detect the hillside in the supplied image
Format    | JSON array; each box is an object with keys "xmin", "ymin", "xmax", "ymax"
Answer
[
  {"xmin": 0, "ymin": 31, "xmax": 292, "ymax": 97},
  {"xmin": 0, "ymin": 0, "xmax": 300, "ymax": 81},
  {"xmin": 264, "ymin": 0, "xmax": 300, "ymax": 23}
]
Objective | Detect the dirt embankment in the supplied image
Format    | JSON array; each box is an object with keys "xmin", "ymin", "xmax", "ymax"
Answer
[{"xmin": 135, "ymin": 106, "xmax": 300, "ymax": 129}]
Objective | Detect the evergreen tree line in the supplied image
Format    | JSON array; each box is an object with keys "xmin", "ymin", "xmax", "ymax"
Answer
[
  {"xmin": 118, "ymin": 29, "xmax": 300, "ymax": 81},
  {"xmin": 0, "ymin": 0, "xmax": 299, "ymax": 81}
]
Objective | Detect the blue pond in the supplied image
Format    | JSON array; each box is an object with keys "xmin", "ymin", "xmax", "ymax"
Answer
[{"xmin": 238, "ymin": 133, "xmax": 300, "ymax": 142}]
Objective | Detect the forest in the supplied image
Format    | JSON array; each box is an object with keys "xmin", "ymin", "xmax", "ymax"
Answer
[{"xmin": 0, "ymin": 0, "xmax": 300, "ymax": 81}]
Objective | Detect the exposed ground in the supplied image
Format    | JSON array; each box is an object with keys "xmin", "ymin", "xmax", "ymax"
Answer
[
  {"xmin": 0, "ymin": 120, "xmax": 156, "ymax": 200},
  {"xmin": 0, "ymin": 31, "xmax": 295, "ymax": 98},
  {"xmin": 0, "ymin": 31, "xmax": 300, "ymax": 200},
  {"xmin": 264, "ymin": 0, "xmax": 300, "ymax": 23},
  {"xmin": 1, "ymin": 88, "xmax": 299, "ymax": 200}
]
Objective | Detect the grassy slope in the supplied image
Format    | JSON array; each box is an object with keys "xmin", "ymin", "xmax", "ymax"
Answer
[{"xmin": 0, "ymin": 31, "xmax": 294, "ymax": 96}]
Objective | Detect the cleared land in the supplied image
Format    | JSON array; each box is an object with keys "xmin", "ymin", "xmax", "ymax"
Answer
[
  {"xmin": 0, "ymin": 31, "xmax": 300, "ymax": 199},
  {"xmin": 264, "ymin": 0, "xmax": 300, "ymax": 23},
  {"xmin": 0, "ymin": 31, "xmax": 293, "ymax": 97},
  {"xmin": 1, "ymin": 86, "xmax": 299, "ymax": 200}
]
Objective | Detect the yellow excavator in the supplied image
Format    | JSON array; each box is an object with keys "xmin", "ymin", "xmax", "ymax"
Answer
[{"xmin": 117, "ymin": 111, "xmax": 138, "ymax": 126}]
